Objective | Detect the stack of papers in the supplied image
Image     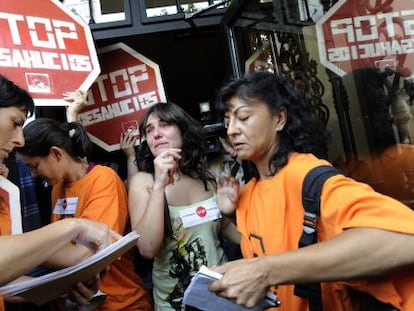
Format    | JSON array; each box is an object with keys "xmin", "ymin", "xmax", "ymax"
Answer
[
  {"xmin": 183, "ymin": 265, "xmax": 281, "ymax": 310},
  {"xmin": 0, "ymin": 231, "xmax": 140, "ymax": 305}
]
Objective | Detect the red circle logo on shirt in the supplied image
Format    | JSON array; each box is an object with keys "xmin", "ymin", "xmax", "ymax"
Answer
[{"xmin": 196, "ymin": 206, "xmax": 207, "ymax": 217}]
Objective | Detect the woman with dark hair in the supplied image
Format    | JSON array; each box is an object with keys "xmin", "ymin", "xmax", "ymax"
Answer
[
  {"xmin": 209, "ymin": 71, "xmax": 414, "ymax": 311},
  {"xmin": 0, "ymin": 75, "xmax": 117, "ymax": 310},
  {"xmin": 17, "ymin": 118, "xmax": 152, "ymax": 311},
  {"xmin": 128, "ymin": 102, "xmax": 239, "ymax": 310}
]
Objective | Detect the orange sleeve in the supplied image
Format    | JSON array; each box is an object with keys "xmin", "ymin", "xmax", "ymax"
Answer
[
  {"xmin": 76, "ymin": 168, "xmax": 128, "ymax": 234},
  {"xmin": 320, "ymin": 174, "xmax": 414, "ymax": 239}
]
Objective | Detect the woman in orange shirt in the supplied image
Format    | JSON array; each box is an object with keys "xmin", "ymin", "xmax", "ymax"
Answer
[
  {"xmin": 17, "ymin": 118, "xmax": 152, "ymax": 311},
  {"xmin": 209, "ymin": 71, "xmax": 414, "ymax": 311}
]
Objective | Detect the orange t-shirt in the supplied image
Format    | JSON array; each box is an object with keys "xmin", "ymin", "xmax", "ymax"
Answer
[
  {"xmin": 51, "ymin": 165, "xmax": 151, "ymax": 311},
  {"xmin": 237, "ymin": 153, "xmax": 414, "ymax": 311}
]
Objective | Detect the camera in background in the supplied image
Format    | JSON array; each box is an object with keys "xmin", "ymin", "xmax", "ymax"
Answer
[{"xmin": 199, "ymin": 102, "xmax": 225, "ymax": 154}]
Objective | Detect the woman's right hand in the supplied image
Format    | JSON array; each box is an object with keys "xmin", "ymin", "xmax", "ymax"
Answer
[
  {"xmin": 216, "ymin": 172, "xmax": 240, "ymax": 215},
  {"xmin": 153, "ymin": 148, "xmax": 181, "ymax": 187},
  {"xmin": 68, "ymin": 218, "xmax": 122, "ymax": 252}
]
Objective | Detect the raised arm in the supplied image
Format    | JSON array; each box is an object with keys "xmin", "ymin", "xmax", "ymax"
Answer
[
  {"xmin": 128, "ymin": 172, "xmax": 166, "ymax": 259},
  {"xmin": 216, "ymin": 171, "xmax": 240, "ymax": 215},
  {"xmin": 120, "ymin": 132, "xmax": 139, "ymax": 187},
  {"xmin": 128, "ymin": 148, "xmax": 181, "ymax": 258},
  {"xmin": 63, "ymin": 90, "xmax": 88, "ymax": 122}
]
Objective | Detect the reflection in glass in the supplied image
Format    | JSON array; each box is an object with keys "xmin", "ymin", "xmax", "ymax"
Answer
[
  {"xmin": 100, "ymin": 0, "xmax": 124, "ymax": 14},
  {"xmin": 144, "ymin": 0, "xmax": 229, "ymax": 17},
  {"xmin": 245, "ymin": 32, "xmax": 276, "ymax": 73},
  {"xmin": 63, "ymin": 0, "xmax": 126, "ymax": 24},
  {"xmin": 337, "ymin": 68, "xmax": 414, "ymax": 210}
]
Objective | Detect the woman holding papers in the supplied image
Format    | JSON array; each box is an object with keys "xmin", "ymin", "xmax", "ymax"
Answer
[
  {"xmin": 0, "ymin": 75, "xmax": 118, "ymax": 310},
  {"xmin": 17, "ymin": 117, "xmax": 152, "ymax": 310},
  {"xmin": 128, "ymin": 102, "xmax": 239, "ymax": 310}
]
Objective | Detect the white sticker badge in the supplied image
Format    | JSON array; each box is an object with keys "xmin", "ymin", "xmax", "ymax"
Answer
[
  {"xmin": 179, "ymin": 199, "xmax": 222, "ymax": 228},
  {"xmin": 53, "ymin": 197, "xmax": 78, "ymax": 215}
]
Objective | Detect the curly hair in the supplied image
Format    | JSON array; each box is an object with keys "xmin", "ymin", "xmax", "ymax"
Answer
[
  {"xmin": 216, "ymin": 71, "xmax": 331, "ymax": 178},
  {"xmin": 138, "ymin": 102, "xmax": 215, "ymax": 188}
]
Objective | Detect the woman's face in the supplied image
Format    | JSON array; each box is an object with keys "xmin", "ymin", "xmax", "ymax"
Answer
[
  {"xmin": 224, "ymin": 96, "xmax": 284, "ymax": 165},
  {"xmin": 0, "ymin": 106, "xmax": 26, "ymax": 162},
  {"xmin": 18, "ymin": 151, "xmax": 64, "ymax": 186},
  {"xmin": 144, "ymin": 112, "xmax": 183, "ymax": 157}
]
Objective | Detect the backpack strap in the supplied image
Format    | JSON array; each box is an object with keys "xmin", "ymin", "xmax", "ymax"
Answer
[
  {"xmin": 294, "ymin": 165, "xmax": 343, "ymax": 311},
  {"xmin": 299, "ymin": 165, "xmax": 343, "ymax": 248}
]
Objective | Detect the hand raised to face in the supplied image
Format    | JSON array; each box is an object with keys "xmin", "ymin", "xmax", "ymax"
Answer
[{"xmin": 153, "ymin": 148, "xmax": 182, "ymax": 187}]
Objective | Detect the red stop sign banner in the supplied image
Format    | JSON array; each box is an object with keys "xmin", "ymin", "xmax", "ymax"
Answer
[
  {"xmin": 77, "ymin": 43, "xmax": 167, "ymax": 152},
  {"xmin": 0, "ymin": 0, "xmax": 100, "ymax": 106},
  {"xmin": 316, "ymin": 0, "xmax": 414, "ymax": 77}
]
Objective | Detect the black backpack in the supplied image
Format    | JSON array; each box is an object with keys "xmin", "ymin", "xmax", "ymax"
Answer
[{"xmin": 295, "ymin": 165, "xmax": 398, "ymax": 311}]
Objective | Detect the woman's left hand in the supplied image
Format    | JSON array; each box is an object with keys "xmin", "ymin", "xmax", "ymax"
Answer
[
  {"xmin": 216, "ymin": 172, "xmax": 240, "ymax": 215},
  {"xmin": 65, "ymin": 273, "xmax": 101, "ymax": 305},
  {"xmin": 120, "ymin": 132, "xmax": 137, "ymax": 158}
]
